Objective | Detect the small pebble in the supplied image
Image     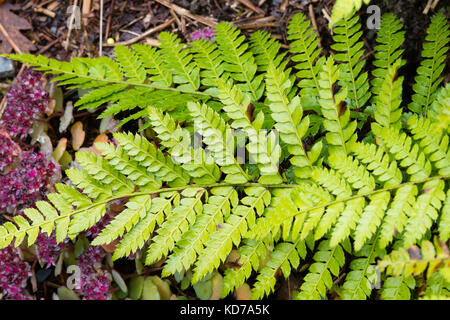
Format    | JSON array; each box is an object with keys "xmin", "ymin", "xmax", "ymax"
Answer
[{"xmin": 0, "ymin": 57, "xmax": 14, "ymax": 79}]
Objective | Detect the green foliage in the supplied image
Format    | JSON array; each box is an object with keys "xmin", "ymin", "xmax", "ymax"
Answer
[
  {"xmin": 330, "ymin": 0, "xmax": 371, "ymax": 26},
  {"xmin": 332, "ymin": 14, "xmax": 371, "ymax": 112},
  {"xmin": 409, "ymin": 12, "xmax": 450, "ymax": 115},
  {"xmin": 371, "ymin": 14, "xmax": 405, "ymax": 101},
  {"xmin": 1, "ymin": 11, "xmax": 449, "ymax": 300}
]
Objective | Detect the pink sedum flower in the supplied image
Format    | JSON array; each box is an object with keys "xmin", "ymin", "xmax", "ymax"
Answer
[
  {"xmin": 0, "ymin": 68, "xmax": 49, "ymax": 139},
  {"xmin": 75, "ymin": 246, "xmax": 111, "ymax": 300},
  {"xmin": 35, "ymin": 232, "xmax": 66, "ymax": 268},
  {"xmin": 0, "ymin": 246, "xmax": 32, "ymax": 300},
  {"xmin": 191, "ymin": 28, "xmax": 215, "ymax": 41},
  {"xmin": 0, "ymin": 151, "xmax": 59, "ymax": 214},
  {"xmin": 0, "ymin": 129, "xmax": 21, "ymax": 171}
]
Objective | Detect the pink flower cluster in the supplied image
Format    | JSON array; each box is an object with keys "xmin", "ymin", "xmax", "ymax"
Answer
[
  {"xmin": 35, "ymin": 232, "xmax": 66, "ymax": 268},
  {"xmin": 75, "ymin": 246, "xmax": 111, "ymax": 300},
  {"xmin": 0, "ymin": 129, "xmax": 21, "ymax": 171},
  {"xmin": 191, "ymin": 28, "xmax": 215, "ymax": 41},
  {"xmin": 0, "ymin": 246, "xmax": 31, "ymax": 300},
  {"xmin": 0, "ymin": 151, "xmax": 58, "ymax": 214},
  {"xmin": 0, "ymin": 68, "xmax": 49, "ymax": 139}
]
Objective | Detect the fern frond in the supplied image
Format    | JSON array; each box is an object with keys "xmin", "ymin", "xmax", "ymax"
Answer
[
  {"xmin": 318, "ymin": 57, "xmax": 356, "ymax": 156},
  {"xmin": 222, "ymin": 238, "xmax": 267, "ymax": 298},
  {"xmin": 401, "ymin": 179, "xmax": 445, "ymax": 248},
  {"xmin": 287, "ymin": 13, "xmax": 324, "ymax": 113},
  {"xmin": 440, "ymin": 190, "xmax": 450, "ymax": 242},
  {"xmin": 132, "ymin": 44, "xmax": 173, "ymax": 88},
  {"xmin": 429, "ymin": 83, "xmax": 450, "ymax": 131},
  {"xmin": 341, "ymin": 237, "xmax": 384, "ymax": 300},
  {"xmin": 351, "ymin": 142, "xmax": 402, "ymax": 188},
  {"xmin": 113, "ymin": 132, "xmax": 190, "ymax": 187},
  {"xmin": 145, "ymin": 188, "xmax": 205, "ymax": 265},
  {"xmin": 332, "ymin": 14, "xmax": 371, "ymax": 111},
  {"xmin": 187, "ymin": 101, "xmax": 251, "ymax": 183},
  {"xmin": 158, "ymin": 32, "xmax": 200, "ymax": 92},
  {"xmin": 409, "ymin": 12, "xmax": 450, "ymax": 115},
  {"xmin": 378, "ymin": 185, "xmax": 417, "ymax": 249},
  {"xmin": 381, "ymin": 275, "xmax": 415, "ymax": 300},
  {"xmin": 114, "ymin": 45, "xmax": 146, "ymax": 83},
  {"xmin": 265, "ymin": 63, "xmax": 321, "ymax": 180},
  {"xmin": 215, "ymin": 23, "xmax": 264, "ymax": 100},
  {"xmin": 113, "ymin": 193, "xmax": 175, "ymax": 259},
  {"xmin": 294, "ymin": 239, "xmax": 347, "ymax": 300},
  {"xmin": 373, "ymin": 59, "xmax": 403, "ymax": 129},
  {"xmin": 162, "ymin": 187, "xmax": 238, "ymax": 276},
  {"xmin": 372, "ymin": 124, "xmax": 432, "ymax": 181},
  {"xmin": 252, "ymin": 236, "xmax": 308, "ymax": 299},
  {"xmin": 378, "ymin": 237, "xmax": 450, "ymax": 279},
  {"xmin": 371, "ymin": 13, "xmax": 405, "ymax": 100},
  {"xmin": 406, "ymin": 114, "xmax": 450, "ymax": 177},
  {"xmin": 147, "ymin": 107, "xmax": 221, "ymax": 184},
  {"xmin": 192, "ymin": 187, "xmax": 271, "ymax": 283},
  {"xmin": 249, "ymin": 30, "xmax": 284, "ymax": 72}
]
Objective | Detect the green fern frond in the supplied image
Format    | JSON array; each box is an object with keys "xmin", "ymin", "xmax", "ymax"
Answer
[
  {"xmin": 371, "ymin": 13, "xmax": 405, "ymax": 101},
  {"xmin": 341, "ymin": 236, "xmax": 384, "ymax": 300},
  {"xmin": 252, "ymin": 236, "xmax": 308, "ymax": 299},
  {"xmin": 332, "ymin": 14, "xmax": 371, "ymax": 111},
  {"xmin": 381, "ymin": 275, "xmax": 415, "ymax": 300},
  {"xmin": 318, "ymin": 57, "xmax": 356, "ymax": 156},
  {"xmin": 294, "ymin": 238, "xmax": 347, "ymax": 300},
  {"xmin": 287, "ymin": 13, "xmax": 324, "ymax": 113},
  {"xmin": 373, "ymin": 59, "xmax": 403, "ymax": 129},
  {"xmin": 222, "ymin": 238, "xmax": 267, "ymax": 297},
  {"xmin": 193, "ymin": 187, "xmax": 271, "ymax": 283},
  {"xmin": 378, "ymin": 237, "xmax": 450, "ymax": 279},
  {"xmin": 215, "ymin": 22, "xmax": 264, "ymax": 101},
  {"xmin": 409, "ymin": 12, "xmax": 450, "ymax": 115}
]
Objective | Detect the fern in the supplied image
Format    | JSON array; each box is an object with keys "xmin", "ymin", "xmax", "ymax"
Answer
[
  {"xmin": 409, "ymin": 12, "xmax": 450, "ymax": 115},
  {"xmin": 371, "ymin": 14, "xmax": 405, "ymax": 102},
  {"xmin": 1, "ymin": 11, "xmax": 449, "ymax": 300},
  {"xmin": 332, "ymin": 14, "xmax": 371, "ymax": 112}
]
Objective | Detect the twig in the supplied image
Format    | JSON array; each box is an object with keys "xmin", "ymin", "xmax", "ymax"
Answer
[
  {"xmin": 234, "ymin": 15, "xmax": 275, "ymax": 27},
  {"xmin": 431, "ymin": 0, "xmax": 440, "ymax": 10},
  {"xmin": 99, "ymin": 0, "xmax": 103, "ymax": 56},
  {"xmin": 423, "ymin": 0, "xmax": 432, "ymax": 14},
  {"xmin": 309, "ymin": 4, "xmax": 321, "ymax": 48},
  {"xmin": 65, "ymin": 0, "xmax": 78, "ymax": 51},
  {"xmin": 237, "ymin": 0, "xmax": 265, "ymax": 15},
  {"xmin": 103, "ymin": 18, "xmax": 174, "ymax": 47},
  {"xmin": 34, "ymin": 7, "xmax": 56, "ymax": 18},
  {"xmin": 154, "ymin": 0, "xmax": 217, "ymax": 27},
  {"xmin": 82, "ymin": 0, "xmax": 91, "ymax": 26},
  {"xmin": 104, "ymin": 0, "xmax": 115, "ymax": 41},
  {"xmin": 37, "ymin": 38, "xmax": 60, "ymax": 55}
]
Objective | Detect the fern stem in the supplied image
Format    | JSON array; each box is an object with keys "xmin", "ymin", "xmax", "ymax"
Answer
[{"xmin": 298, "ymin": 175, "xmax": 449, "ymax": 216}]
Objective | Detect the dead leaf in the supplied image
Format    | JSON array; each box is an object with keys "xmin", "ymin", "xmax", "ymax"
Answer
[
  {"xmin": 0, "ymin": 3, "xmax": 36, "ymax": 53},
  {"xmin": 234, "ymin": 283, "xmax": 252, "ymax": 300},
  {"xmin": 92, "ymin": 133, "xmax": 109, "ymax": 154},
  {"xmin": 52, "ymin": 138, "xmax": 67, "ymax": 162},
  {"xmin": 70, "ymin": 121, "xmax": 85, "ymax": 151},
  {"xmin": 102, "ymin": 239, "xmax": 120, "ymax": 253}
]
